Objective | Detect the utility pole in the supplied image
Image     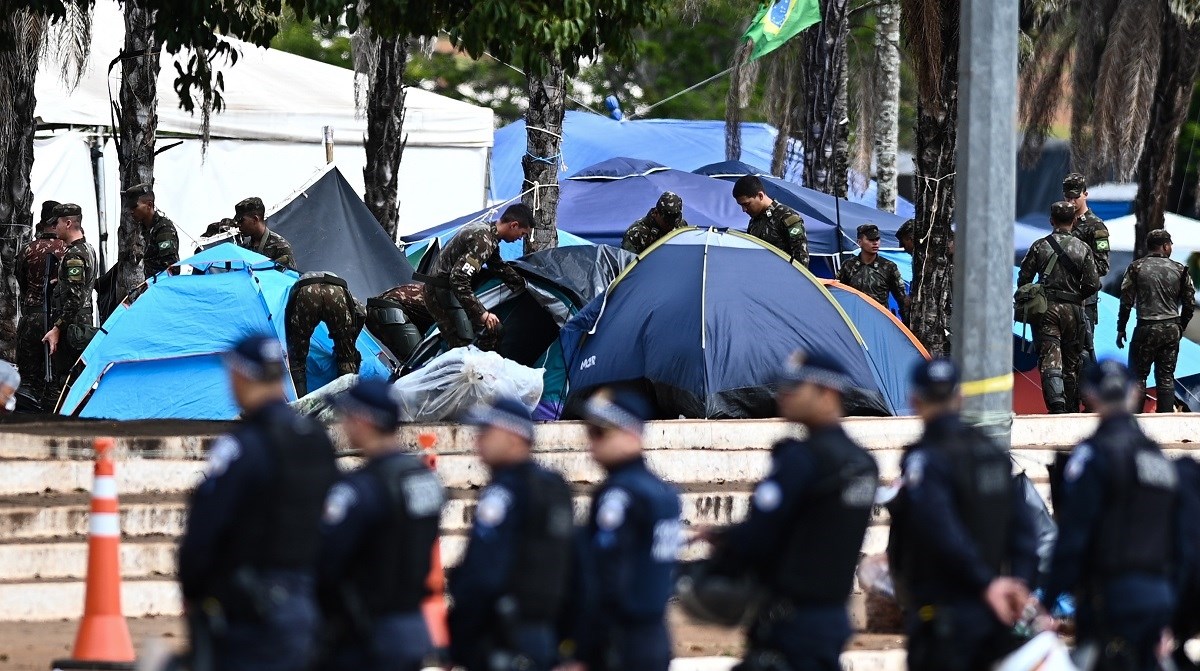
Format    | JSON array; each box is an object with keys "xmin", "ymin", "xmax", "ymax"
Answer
[{"xmin": 953, "ymin": 0, "xmax": 1017, "ymax": 447}]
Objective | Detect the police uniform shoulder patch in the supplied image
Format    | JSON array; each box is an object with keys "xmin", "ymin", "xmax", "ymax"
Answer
[
  {"xmin": 205, "ymin": 435, "xmax": 241, "ymax": 478},
  {"xmin": 905, "ymin": 451, "xmax": 927, "ymax": 488},
  {"xmin": 597, "ymin": 488, "xmax": 631, "ymax": 531},
  {"xmin": 475, "ymin": 485, "xmax": 512, "ymax": 528},
  {"xmin": 1065, "ymin": 444, "xmax": 1093, "ymax": 483},
  {"xmin": 753, "ymin": 480, "xmax": 783, "ymax": 512},
  {"xmin": 322, "ymin": 482, "xmax": 358, "ymax": 525}
]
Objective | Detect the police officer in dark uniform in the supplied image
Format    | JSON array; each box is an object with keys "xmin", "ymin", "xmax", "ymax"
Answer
[
  {"xmin": 888, "ymin": 358, "xmax": 1038, "ymax": 671},
  {"xmin": 706, "ymin": 350, "xmax": 879, "ymax": 670},
  {"xmin": 574, "ymin": 388, "xmax": 681, "ymax": 671},
  {"xmin": 317, "ymin": 378, "xmax": 445, "ymax": 671},
  {"xmin": 1043, "ymin": 359, "xmax": 1184, "ymax": 670},
  {"xmin": 177, "ymin": 335, "xmax": 339, "ymax": 671},
  {"xmin": 448, "ymin": 397, "xmax": 574, "ymax": 670}
]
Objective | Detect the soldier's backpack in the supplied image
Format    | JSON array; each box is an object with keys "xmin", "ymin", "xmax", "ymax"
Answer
[{"xmin": 1013, "ymin": 235, "xmax": 1069, "ymax": 324}]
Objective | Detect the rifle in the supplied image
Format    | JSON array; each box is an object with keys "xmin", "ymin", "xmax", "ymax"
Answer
[{"xmin": 42, "ymin": 253, "xmax": 56, "ymax": 384}]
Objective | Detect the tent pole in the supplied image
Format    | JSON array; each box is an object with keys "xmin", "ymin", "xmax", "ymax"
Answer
[
  {"xmin": 323, "ymin": 126, "xmax": 334, "ymax": 164},
  {"xmin": 954, "ymin": 0, "xmax": 1017, "ymax": 447},
  {"xmin": 89, "ymin": 135, "xmax": 109, "ymax": 272}
]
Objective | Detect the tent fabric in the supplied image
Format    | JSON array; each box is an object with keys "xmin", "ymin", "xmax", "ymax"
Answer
[
  {"xmin": 404, "ymin": 225, "xmax": 592, "ymax": 268},
  {"xmin": 511, "ymin": 245, "xmax": 636, "ymax": 308},
  {"xmin": 59, "ymin": 244, "xmax": 395, "ymax": 420},
  {"xmin": 268, "ymin": 166, "xmax": 414, "ymax": 298},
  {"xmin": 32, "ymin": 0, "xmax": 493, "ymax": 243},
  {"xmin": 695, "ymin": 160, "xmax": 917, "ymax": 219},
  {"xmin": 563, "ymin": 228, "xmax": 905, "ymax": 419},
  {"xmin": 822, "ymin": 280, "xmax": 930, "ymax": 416}
]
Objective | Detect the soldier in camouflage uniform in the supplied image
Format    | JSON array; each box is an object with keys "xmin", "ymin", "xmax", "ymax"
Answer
[
  {"xmin": 837, "ymin": 224, "xmax": 909, "ymax": 320},
  {"xmin": 621, "ymin": 192, "xmax": 688, "ymax": 254},
  {"xmin": 732, "ymin": 175, "xmax": 809, "ymax": 266},
  {"xmin": 374, "ymin": 283, "xmax": 434, "ymax": 334},
  {"xmin": 234, "ymin": 197, "xmax": 296, "ymax": 268},
  {"xmin": 285, "ymin": 271, "xmax": 365, "ymax": 397},
  {"xmin": 419, "ymin": 204, "xmax": 530, "ymax": 351},
  {"xmin": 41, "ymin": 204, "xmax": 98, "ymax": 411},
  {"xmin": 1063, "ymin": 173, "xmax": 1111, "ymax": 365},
  {"xmin": 125, "ymin": 183, "xmax": 179, "ymax": 277},
  {"xmin": 1117, "ymin": 229, "xmax": 1195, "ymax": 413},
  {"xmin": 896, "ymin": 218, "xmax": 915, "ymax": 256},
  {"xmin": 15, "ymin": 200, "xmax": 66, "ymax": 403},
  {"xmin": 1016, "ymin": 202, "xmax": 1101, "ymax": 413}
]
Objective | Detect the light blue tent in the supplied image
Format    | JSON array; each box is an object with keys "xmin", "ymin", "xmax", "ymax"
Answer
[{"xmin": 59, "ymin": 244, "xmax": 396, "ymax": 420}]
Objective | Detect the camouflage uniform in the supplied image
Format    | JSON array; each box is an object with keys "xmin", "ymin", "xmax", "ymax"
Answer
[
  {"xmin": 285, "ymin": 272, "xmax": 364, "ymax": 397},
  {"xmin": 420, "ymin": 221, "xmax": 525, "ymax": 351},
  {"xmin": 46, "ymin": 232, "xmax": 98, "ymax": 410},
  {"xmin": 837, "ymin": 254, "xmax": 908, "ymax": 319},
  {"xmin": 1118, "ymin": 251, "xmax": 1195, "ymax": 413},
  {"xmin": 1016, "ymin": 219, "xmax": 1101, "ymax": 413},
  {"xmin": 15, "ymin": 231, "xmax": 65, "ymax": 402},
  {"xmin": 142, "ymin": 213, "xmax": 180, "ymax": 278},
  {"xmin": 376, "ymin": 283, "xmax": 435, "ymax": 334},
  {"xmin": 747, "ymin": 200, "xmax": 808, "ymax": 266},
  {"xmin": 240, "ymin": 228, "xmax": 295, "ymax": 269},
  {"xmin": 1063, "ymin": 173, "xmax": 1111, "ymax": 366},
  {"xmin": 621, "ymin": 192, "xmax": 688, "ymax": 255}
]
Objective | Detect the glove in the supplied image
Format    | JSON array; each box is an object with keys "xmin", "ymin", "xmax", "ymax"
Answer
[{"xmin": 1116, "ymin": 332, "xmax": 1126, "ymax": 349}]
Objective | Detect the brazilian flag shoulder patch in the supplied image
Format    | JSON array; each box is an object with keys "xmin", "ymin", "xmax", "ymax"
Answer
[{"xmin": 1095, "ymin": 239, "xmax": 1110, "ymax": 252}]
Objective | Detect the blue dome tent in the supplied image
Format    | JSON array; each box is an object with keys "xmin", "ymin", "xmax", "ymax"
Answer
[
  {"xmin": 58, "ymin": 244, "xmax": 397, "ymax": 420},
  {"xmin": 561, "ymin": 228, "xmax": 923, "ymax": 418}
]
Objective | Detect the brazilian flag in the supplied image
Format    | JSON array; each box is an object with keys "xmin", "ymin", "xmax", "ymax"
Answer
[{"xmin": 743, "ymin": 0, "xmax": 822, "ymax": 61}]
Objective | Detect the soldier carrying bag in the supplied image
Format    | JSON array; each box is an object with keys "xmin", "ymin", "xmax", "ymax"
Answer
[{"xmin": 1014, "ymin": 235, "xmax": 1084, "ymax": 324}]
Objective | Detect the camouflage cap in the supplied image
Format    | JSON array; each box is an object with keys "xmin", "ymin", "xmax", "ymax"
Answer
[
  {"xmin": 897, "ymin": 218, "xmax": 915, "ymax": 240},
  {"xmin": 857, "ymin": 223, "xmax": 880, "ymax": 240},
  {"xmin": 53, "ymin": 203, "xmax": 82, "ymax": 219},
  {"xmin": 39, "ymin": 200, "xmax": 60, "ymax": 227},
  {"xmin": 1063, "ymin": 172, "xmax": 1087, "ymax": 199},
  {"xmin": 1050, "ymin": 201, "xmax": 1076, "ymax": 223},
  {"xmin": 1147, "ymin": 229, "xmax": 1173, "ymax": 247},
  {"xmin": 234, "ymin": 196, "xmax": 265, "ymax": 218},
  {"xmin": 655, "ymin": 192, "xmax": 684, "ymax": 220},
  {"xmin": 123, "ymin": 183, "xmax": 154, "ymax": 199}
]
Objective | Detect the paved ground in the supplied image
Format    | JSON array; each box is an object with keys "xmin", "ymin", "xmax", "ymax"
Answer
[{"xmin": 0, "ymin": 613, "xmax": 906, "ymax": 669}]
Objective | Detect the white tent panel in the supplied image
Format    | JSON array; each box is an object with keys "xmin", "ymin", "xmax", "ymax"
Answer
[{"xmin": 1107, "ymin": 212, "xmax": 1200, "ymax": 259}]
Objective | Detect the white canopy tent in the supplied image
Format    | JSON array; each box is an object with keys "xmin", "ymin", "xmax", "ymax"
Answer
[
  {"xmin": 1106, "ymin": 212, "xmax": 1200, "ymax": 259},
  {"xmin": 32, "ymin": 0, "xmax": 493, "ymax": 266}
]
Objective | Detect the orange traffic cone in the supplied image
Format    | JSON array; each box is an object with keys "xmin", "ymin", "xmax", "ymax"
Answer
[
  {"xmin": 52, "ymin": 438, "xmax": 135, "ymax": 670},
  {"xmin": 419, "ymin": 431, "xmax": 451, "ymax": 651}
]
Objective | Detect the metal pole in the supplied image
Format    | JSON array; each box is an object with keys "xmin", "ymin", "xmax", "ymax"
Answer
[
  {"xmin": 323, "ymin": 126, "xmax": 334, "ymax": 164},
  {"xmin": 953, "ymin": 0, "xmax": 1017, "ymax": 448}
]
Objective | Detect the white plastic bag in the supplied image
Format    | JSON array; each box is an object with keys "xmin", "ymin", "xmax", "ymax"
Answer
[
  {"xmin": 290, "ymin": 373, "xmax": 358, "ymax": 424},
  {"xmin": 994, "ymin": 632, "xmax": 1078, "ymax": 671},
  {"xmin": 394, "ymin": 346, "xmax": 543, "ymax": 422}
]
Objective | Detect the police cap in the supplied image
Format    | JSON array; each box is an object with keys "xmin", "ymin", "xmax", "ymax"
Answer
[
  {"xmin": 777, "ymin": 350, "xmax": 852, "ymax": 393},
  {"xmin": 1062, "ymin": 172, "xmax": 1087, "ymax": 199},
  {"xmin": 655, "ymin": 192, "xmax": 684, "ymax": 222},
  {"xmin": 53, "ymin": 203, "xmax": 82, "ymax": 219},
  {"xmin": 223, "ymin": 334, "xmax": 286, "ymax": 382},
  {"xmin": 234, "ymin": 197, "xmax": 265, "ymax": 219},
  {"xmin": 910, "ymin": 358, "xmax": 960, "ymax": 402},
  {"xmin": 39, "ymin": 200, "xmax": 60, "ymax": 227},
  {"xmin": 1082, "ymin": 358, "xmax": 1134, "ymax": 404},
  {"xmin": 1147, "ymin": 229, "xmax": 1173, "ymax": 248},
  {"xmin": 465, "ymin": 396, "xmax": 535, "ymax": 443},
  {"xmin": 337, "ymin": 378, "xmax": 402, "ymax": 430},
  {"xmin": 857, "ymin": 224, "xmax": 881, "ymax": 241},
  {"xmin": 582, "ymin": 387, "xmax": 653, "ymax": 435},
  {"xmin": 1050, "ymin": 201, "xmax": 1076, "ymax": 224}
]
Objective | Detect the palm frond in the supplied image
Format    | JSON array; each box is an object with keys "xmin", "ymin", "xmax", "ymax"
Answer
[
  {"xmin": 40, "ymin": 0, "xmax": 92, "ymax": 91},
  {"xmin": 1169, "ymin": 0, "xmax": 1200, "ymax": 25},
  {"xmin": 899, "ymin": 0, "xmax": 947, "ymax": 102},
  {"xmin": 0, "ymin": 11, "xmax": 44, "ymax": 185},
  {"xmin": 1018, "ymin": 21, "xmax": 1074, "ymax": 166},
  {"xmin": 725, "ymin": 39, "xmax": 757, "ymax": 162},
  {"xmin": 1070, "ymin": 0, "xmax": 1119, "ymax": 175},
  {"xmin": 1092, "ymin": 0, "xmax": 1162, "ymax": 179}
]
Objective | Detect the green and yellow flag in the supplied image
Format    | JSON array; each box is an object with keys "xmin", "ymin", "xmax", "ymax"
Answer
[{"xmin": 743, "ymin": 0, "xmax": 822, "ymax": 61}]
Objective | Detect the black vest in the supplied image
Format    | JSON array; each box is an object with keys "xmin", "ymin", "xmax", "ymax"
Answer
[
  {"xmin": 349, "ymin": 454, "xmax": 445, "ymax": 615},
  {"xmin": 223, "ymin": 407, "xmax": 339, "ymax": 572},
  {"xmin": 773, "ymin": 433, "xmax": 879, "ymax": 604},
  {"xmin": 1092, "ymin": 422, "xmax": 1178, "ymax": 578},
  {"xmin": 508, "ymin": 464, "xmax": 574, "ymax": 620},
  {"xmin": 889, "ymin": 418, "xmax": 1012, "ymax": 603}
]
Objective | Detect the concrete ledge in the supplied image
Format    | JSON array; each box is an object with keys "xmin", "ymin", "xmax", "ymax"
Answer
[
  {"xmin": 0, "ymin": 580, "xmax": 180, "ymax": 621},
  {"xmin": 664, "ymin": 652, "xmax": 906, "ymax": 671},
  {"xmin": 0, "ymin": 542, "xmax": 176, "ymax": 581}
]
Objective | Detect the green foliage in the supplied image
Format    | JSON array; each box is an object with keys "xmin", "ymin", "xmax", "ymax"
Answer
[
  {"xmin": 407, "ymin": 51, "xmax": 528, "ymax": 123},
  {"xmin": 269, "ymin": 8, "xmax": 351, "ymax": 69}
]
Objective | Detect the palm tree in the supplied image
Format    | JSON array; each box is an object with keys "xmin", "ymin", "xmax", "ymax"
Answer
[
  {"xmin": 521, "ymin": 55, "xmax": 566, "ymax": 253},
  {"xmin": 800, "ymin": 0, "xmax": 852, "ymax": 197},
  {"xmin": 355, "ymin": 28, "xmax": 409, "ymax": 240},
  {"xmin": 0, "ymin": 7, "xmax": 90, "ymax": 360},
  {"xmin": 1019, "ymin": 0, "xmax": 1200, "ymax": 255},
  {"xmin": 873, "ymin": 0, "xmax": 902, "ymax": 212}
]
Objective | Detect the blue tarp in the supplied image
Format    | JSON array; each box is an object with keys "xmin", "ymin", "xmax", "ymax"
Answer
[
  {"xmin": 562, "ymin": 228, "xmax": 915, "ymax": 418},
  {"xmin": 403, "ymin": 158, "xmax": 906, "ymax": 258},
  {"xmin": 59, "ymin": 244, "xmax": 394, "ymax": 420}
]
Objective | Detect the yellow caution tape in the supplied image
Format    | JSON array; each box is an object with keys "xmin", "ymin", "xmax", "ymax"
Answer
[{"xmin": 960, "ymin": 373, "xmax": 1014, "ymax": 397}]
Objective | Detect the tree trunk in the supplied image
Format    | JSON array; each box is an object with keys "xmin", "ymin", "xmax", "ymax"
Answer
[
  {"xmin": 521, "ymin": 56, "xmax": 565, "ymax": 253},
  {"xmin": 874, "ymin": 0, "xmax": 902, "ymax": 213},
  {"xmin": 1132, "ymin": 18, "xmax": 1200, "ymax": 258},
  {"xmin": 908, "ymin": 3, "xmax": 958, "ymax": 357},
  {"xmin": 801, "ymin": 0, "xmax": 851, "ymax": 197},
  {"xmin": 114, "ymin": 0, "xmax": 158, "ymax": 305},
  {"xmin": 362, "ymin": 35, "xmax": 408, "ymax": 240},
  {"xmin": 0, "ymin": 12, "xmax": 43, "ymax": 361}
]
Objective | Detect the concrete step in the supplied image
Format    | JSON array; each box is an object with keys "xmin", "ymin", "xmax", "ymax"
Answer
[{"xmin": 0, "ymin": 578, "xmax": 180, "ymax": 621}]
